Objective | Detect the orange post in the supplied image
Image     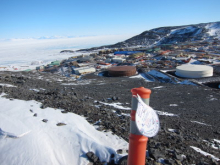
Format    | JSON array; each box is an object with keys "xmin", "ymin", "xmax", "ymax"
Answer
[{"xmin": 128, "ymin": 87, "xmax": 151, "ymax": 165}]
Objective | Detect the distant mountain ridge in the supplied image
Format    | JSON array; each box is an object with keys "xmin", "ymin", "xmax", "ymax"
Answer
[{"xmin": 81, "ymin": 21, "xmax": 220, "ymax": 50}]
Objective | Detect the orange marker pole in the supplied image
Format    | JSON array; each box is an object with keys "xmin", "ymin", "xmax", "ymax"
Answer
[{"xmin": 128, "ymin": 87, "xmax": 151, "ymax": 165}]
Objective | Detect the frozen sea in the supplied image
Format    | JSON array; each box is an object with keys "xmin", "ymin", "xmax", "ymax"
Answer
[{"xmin": 0, "ymin": 34, "xmax": 132, "ymax": 71}]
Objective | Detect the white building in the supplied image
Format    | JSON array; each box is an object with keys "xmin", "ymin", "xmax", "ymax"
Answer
[
  {"xmin": 74, "ymin": 67, "xmax": 96, "ymax": 75},
  {"xmin": 112, "ymin": 57, "xmax": 126, "ymax": 63}
]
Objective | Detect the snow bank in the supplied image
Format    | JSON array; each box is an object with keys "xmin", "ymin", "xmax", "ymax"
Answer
[{"xmin": 0, "ymin": 93, "xmax": 128, "ymax": 165}]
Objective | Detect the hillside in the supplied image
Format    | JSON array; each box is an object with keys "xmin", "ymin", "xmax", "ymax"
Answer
[
  {"xmin": 0, "ymin": 71, "xmax": 220, "ymax": 164},
  {"xmin": 79, "ymin": 21, "xmax": 220, "ymax": 51}
]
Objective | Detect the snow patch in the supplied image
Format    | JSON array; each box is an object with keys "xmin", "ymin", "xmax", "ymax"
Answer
[
  {"xmin": 169, "ymin": 104, "xmax": 178, "ymax": 106},
  {"xmin": 29, "ymin": 88, "xmax": 40, "ymax": 92},
  {"xmin": 153, "ymin": 86, "xmax": 164, "ymax": 89},
  {"xmin": 148, "ymin": 70, "xmax": 172, "ymax": 82},
  {"xmin": 190, "ymin": 146, "xmax": 220, "ymax": 161},
  {"xmin": 168, "ymin": 128, "xmax": 176, "ymax": 133},
  {"xmin": 214, "ymin": 139, "xmax": 220, "ymax": 144},
  {"xmin": 0, "ymin": 83, "xmax": 17, "ymax": 88},
  {"xmin": 99, "ymin": 102, "xmax": 131, "ymax": 110},
  {"xmin": 129, "ymin": 73, "xmax": 153, "ymax": 82},
  {"xmin": 156, "ymin": 110, "xmax": 178, "ymax": 116},
  {"xmin": 210, "ymin": 98, "xmax": 218, "ymax": 101},
  {"xmin": 191, "ymin": 121, "xmax": 211, "ymax": 126}
]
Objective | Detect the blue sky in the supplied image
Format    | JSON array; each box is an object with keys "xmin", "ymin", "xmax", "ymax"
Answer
[{"xmin": 1, "ymin": 0, "xmax": 220, "ymax": 39}]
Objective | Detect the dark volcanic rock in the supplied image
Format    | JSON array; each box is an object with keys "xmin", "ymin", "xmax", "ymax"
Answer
[
  {"xmin": 60, "ymin": 50, "xmax": 74, "ymax": 53},
  {"xmin": 42, "ymin": 119, "xmax": 48, "ymax": 123},
  {"xmin": 56, "ymin": 122, "xmax": 66, "ymax": 126},
  {"xmin": 118, "ymin": 155, "xmax": 128, "ymax": 165},
  {"xmin": 86, "ymin": 152, "xmax": 102, "ymax": 164}
]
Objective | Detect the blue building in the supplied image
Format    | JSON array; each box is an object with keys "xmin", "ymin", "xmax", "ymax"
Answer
[{"xmin": 114, "ymin": 51, "xmax": 142, "ymax": 55}]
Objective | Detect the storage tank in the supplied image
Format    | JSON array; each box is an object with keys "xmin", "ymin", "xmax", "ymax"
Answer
[
  {"xmin": 175, "ymin": 65, "xmax": 213, "ymax": 78},
  {"xmin": 108, "ymin": 66, "xmax": 136, "ymax": 77}
]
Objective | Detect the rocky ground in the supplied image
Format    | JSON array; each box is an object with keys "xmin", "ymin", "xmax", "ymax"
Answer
[{"xmin": 0, "ymin": 70, "xmax": 220, "ymax": 165}]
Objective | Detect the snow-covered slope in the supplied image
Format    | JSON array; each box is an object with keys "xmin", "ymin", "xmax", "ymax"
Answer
[
  {"xmin": 0, "ymin": 93, "xmax": 128, "ymax": 165},
  {"xmin": 205, "ymin": 22, "xmax": 220, "ymax": 38},
  {"xmin": 91, "ymin": 21, "xmax": 220, "ymax": 49}
]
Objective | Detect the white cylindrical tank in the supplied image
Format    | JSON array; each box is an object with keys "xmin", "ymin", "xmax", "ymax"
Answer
[{"xmin": 175, "ymin": 65, "xmax": 213, "ymax": 78}]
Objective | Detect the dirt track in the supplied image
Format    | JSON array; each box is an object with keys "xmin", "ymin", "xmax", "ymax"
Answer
[{"xmin": 0, "ymin": 71, "xmax": 220, "ymax": 165}]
